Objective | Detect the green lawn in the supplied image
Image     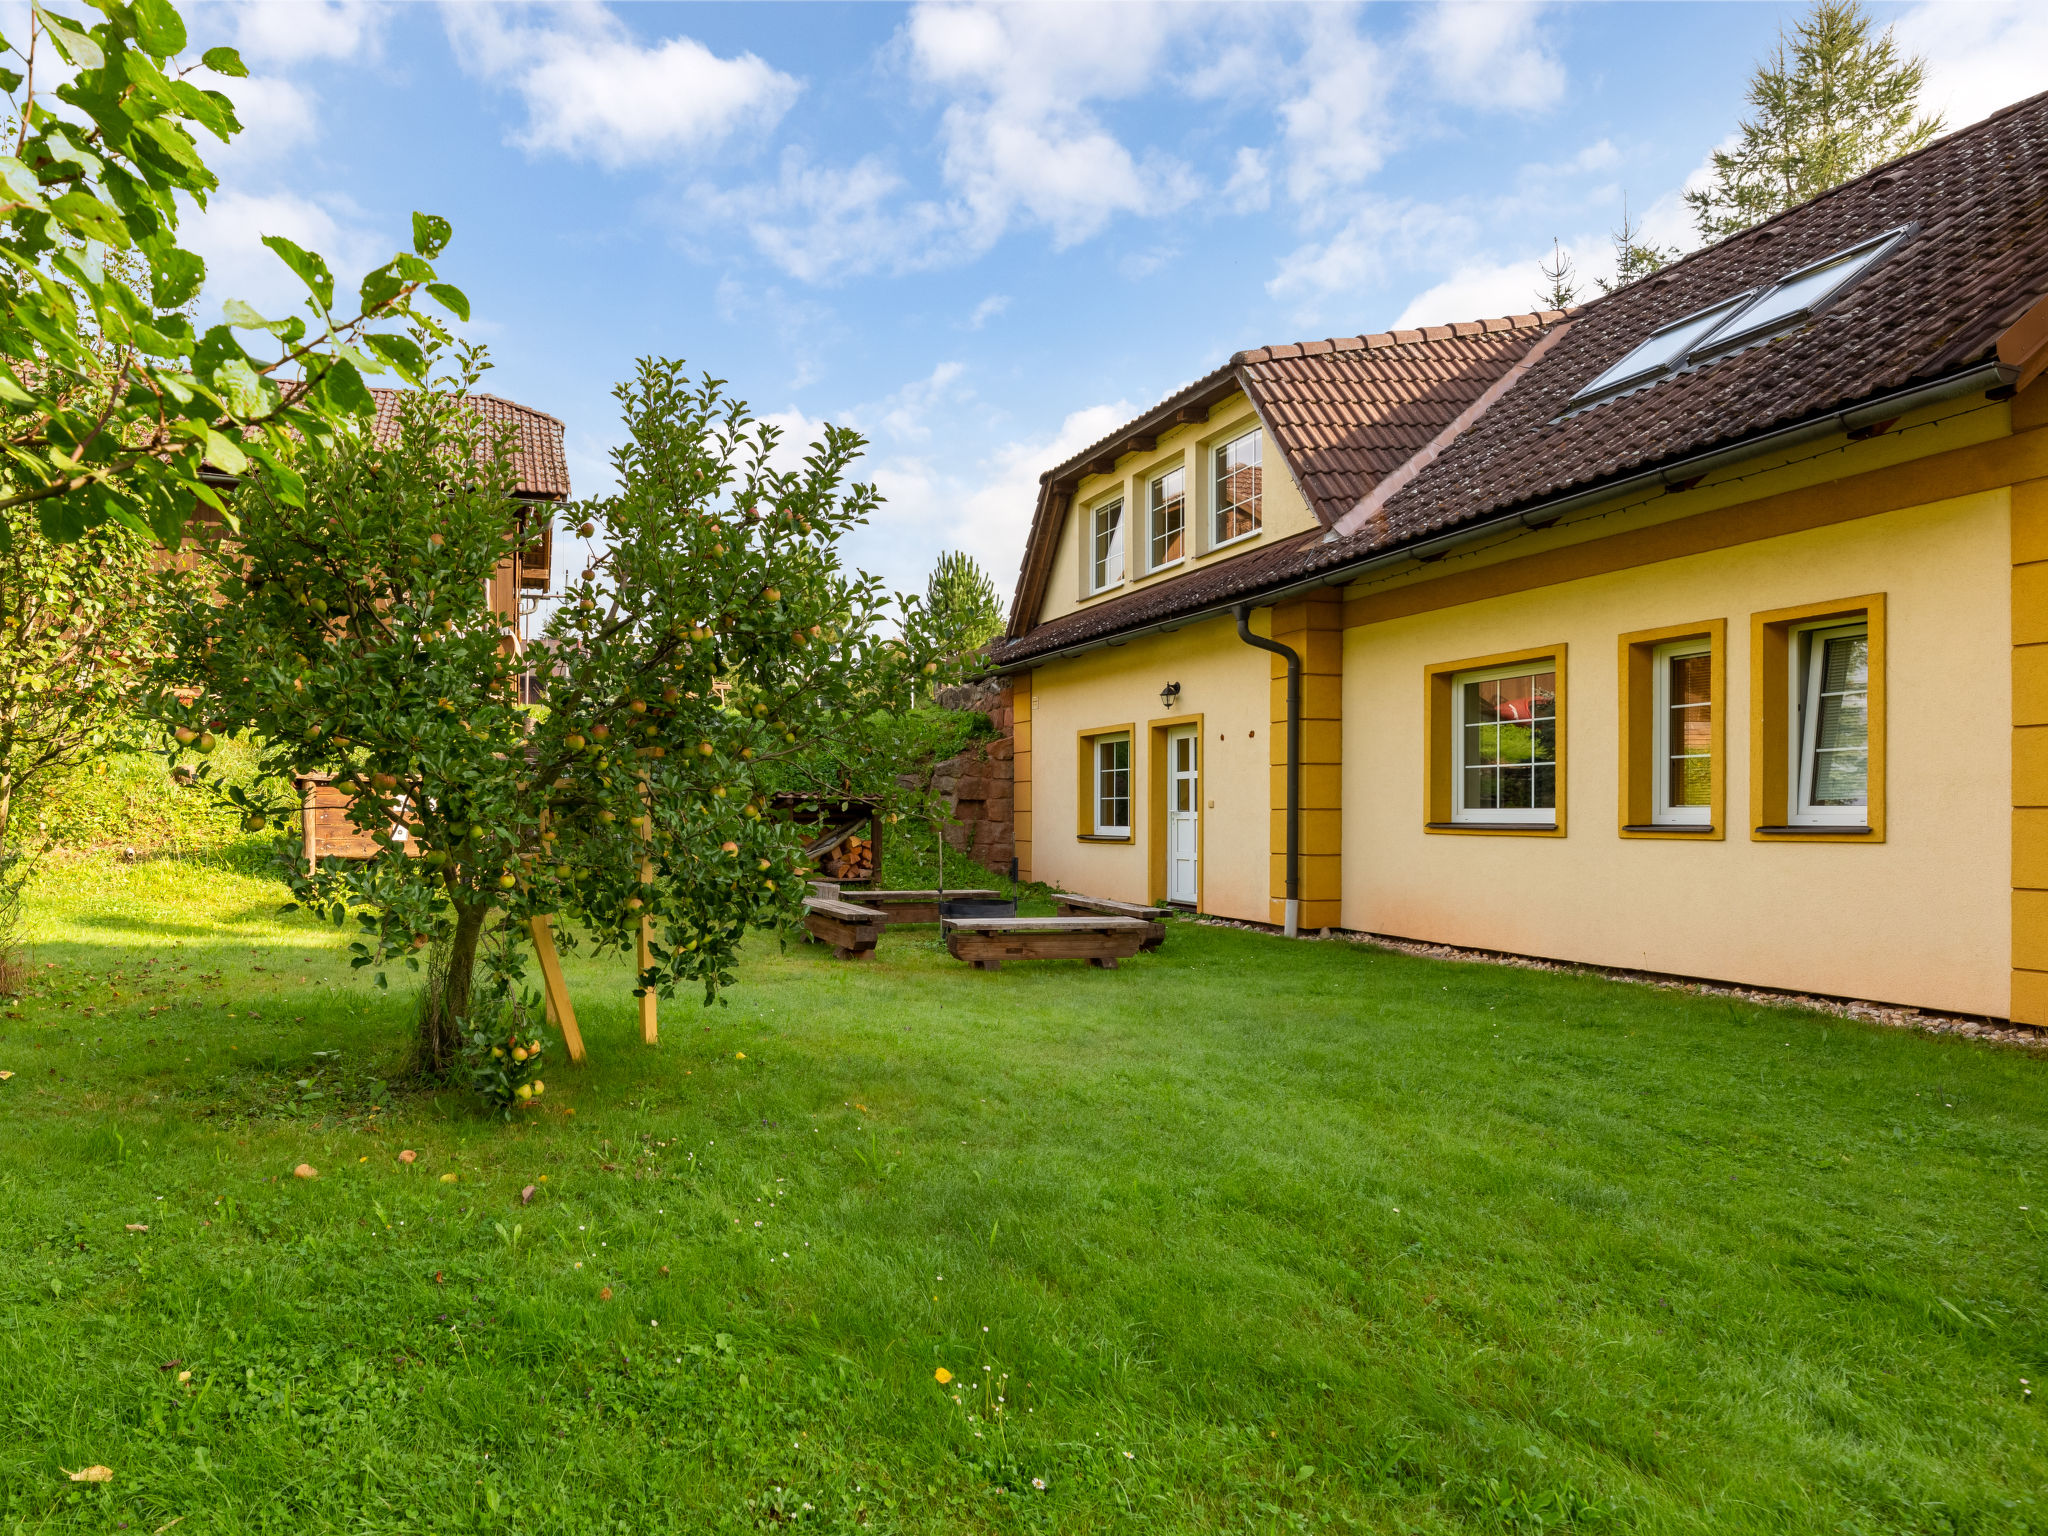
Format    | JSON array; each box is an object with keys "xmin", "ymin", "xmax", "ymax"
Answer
[{"xmin": 3, "ymin": 846, "xmax": 2045, "ymax": 1534}]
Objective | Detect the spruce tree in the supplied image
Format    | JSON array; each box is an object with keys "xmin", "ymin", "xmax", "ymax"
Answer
[
  {"xmin": 1597, "ymin": 197, "xmax": 1681, "ymax": 294},
  {"xmin": 1686, "ymin": 0, "xmax": 1943, "ymax": 241},
  {"xmin": 925, "ymin": 550, "xmax": 1005, "ymax": 656},
  {"xmin": 1534, "ymin": 239, "xmax": 1579, "ymax": 311}
]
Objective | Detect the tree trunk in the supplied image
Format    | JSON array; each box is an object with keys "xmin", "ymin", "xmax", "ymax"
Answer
[{"xmin": 415, "ymin": 899, "xmax": 488, "ymax": 1078}]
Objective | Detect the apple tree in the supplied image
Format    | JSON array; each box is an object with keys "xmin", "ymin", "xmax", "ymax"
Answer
[{"xmin": 152, "ymin": 343, "xmax": 946, "ymax": 1076}]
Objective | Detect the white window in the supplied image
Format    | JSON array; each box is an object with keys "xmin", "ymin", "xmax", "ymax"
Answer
[
  {"xmin": 1089, "ymin": 498, "xmax": 1123, "ymax": 592},
  {"xmin": 1452, "ymin": 661, "xmax": 1558, "ymax": 824},
  {"xmin": 1791, "ymin": 620, "xmax": 1869, "ymax": 825},
  {"xmin": 1652, "ymin": 640, "xmax": 1712, "ymax": 826},
  {"xmin": 1212, "ymin": 429, "xmax": 1262, "ymax": 546},
  {"xmin": 1094, "ymin": 735, "xmax": 1131, "ymax": 836},
  {"xmin": 1148, "ymin": 466, "xmax": 1185, "ymax": 571}
]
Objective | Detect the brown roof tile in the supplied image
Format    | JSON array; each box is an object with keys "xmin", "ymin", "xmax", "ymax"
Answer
[{"xmin": 367, "ymin": 388, "xmax": 572, "ymax": 501}]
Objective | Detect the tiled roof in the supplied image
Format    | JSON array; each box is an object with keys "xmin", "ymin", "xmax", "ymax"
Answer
[
  {"xmin": 368, "ymin": 388, "xmax": 572, "ymax": 501},
  {"xmin": 1368, "ymin": 88, "xmax": 2048, "ymax": 546},
  {"xmin": 1238, "ymin": 315, "xmax": 1560, "ymax": 525},
  {"xmin": 1002, "ymin": 314, "xmax": 1558, "ymax": 637},
  {"xmin": 994, "ymin": 88, "xmax": 2048, "ymax": 669}
]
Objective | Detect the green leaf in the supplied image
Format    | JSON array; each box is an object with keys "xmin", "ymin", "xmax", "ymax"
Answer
[
  {"xmin": 222, "ymin": 297, "xmax": 272, "ymax": 329},
  {"xmin": 317, "ymin": 357, "xmax": 376, "ymax": 418},
  {"xmin": 260, "ymin": 234, "xmax": 334, "ymax": 312},
  {"xmin": 357, "ymin": 261, "xmax": 405, "ymax": 316},
  {"xmin": 0, "ymin": 155, "xmax": 50, "ymax": 212},
  {"xmin": 201, "ymin": 45, "xmax": 248, "ymax": 78},
  {"xmin": 50, "ymin": 189, "xmax": 131, "ymax": 248},
  {"xmin": 36, "ymin": 6, "xmax": 104, "ymax": 69},
  {"xmin": 363, "ymin": 331, "xmax": 426, "ymax": 383},
  {"xmin": 426, "ymin": 283, "xmax": 470, "ymax": 323},
  {"xmin": 147, "ymin": 243, "xmax": 205, "ymax": 309},
  {"xmin": 203, "ymin": 428, "xmax": 249, "ymax": 477},
  {"xmin": 240, "ymin": 440, "xmax": 305, "ymax": 507},
  {"xmin": 131, "ymin": 0, "xmax": 188, "ymax": 56},
  {"xmin": 212, "ymin": 356, "xmax": 275, "ymax": 420},
  {"xmin": 411, "ymin": 211, "xmax": 452, "ymax": 259}
]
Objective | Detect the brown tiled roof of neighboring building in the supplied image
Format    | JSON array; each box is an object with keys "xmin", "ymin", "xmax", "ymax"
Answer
[
  {"xmin": 368, "ymin": 388, "xmax": 572, "ymax": 501},
  {"xmin": 993, "ymin": 88, "xmax": 2048, "ymax": 670}
]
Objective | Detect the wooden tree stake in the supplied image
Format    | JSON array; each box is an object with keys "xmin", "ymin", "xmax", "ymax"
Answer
[
  {"xmin": 528, "ymin": 915, "xmax": 586, "ymax": 1064},
  {"xmin": 637, "ymin": 778, "xmax": 657, "ymax": 1045}
]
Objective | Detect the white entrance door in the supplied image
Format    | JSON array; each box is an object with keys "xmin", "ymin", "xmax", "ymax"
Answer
[{"xmin": 1166, "ymin": 726, "xmax": 1199, "ymax": 905}]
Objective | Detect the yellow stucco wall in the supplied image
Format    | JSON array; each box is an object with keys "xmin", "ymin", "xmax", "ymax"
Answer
[
  {"xmin": 1037, "ymin": 393, "xmax": 1320, "ymax": 627},
  {"xmin": 1340, "ymin": 488, "xmax": 2012, "ymax": 1014},
  {"xmin": 1022, "ymin": 614, "xmax": 1275, "ymax": 920}
]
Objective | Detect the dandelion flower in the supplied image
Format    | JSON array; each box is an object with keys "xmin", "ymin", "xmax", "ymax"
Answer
[{"xmin": 934, "ymin": 1367, "xmax": 952, "ymax": 1384}]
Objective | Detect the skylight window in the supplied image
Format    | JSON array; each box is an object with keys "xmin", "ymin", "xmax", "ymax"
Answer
[
  {"xmin": 1571, "ymin": 295, "xmax": 1755, "ymax": 404},
  {"xmin": 1687, "ymin": 228, "xmax": 1905, "ymax": 362},
  {"xmin": 1565, "ymin": 225, "xmax": 1912, "ymax": 412}
]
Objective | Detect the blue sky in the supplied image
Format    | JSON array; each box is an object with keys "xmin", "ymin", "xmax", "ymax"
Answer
[{"xmin": 159, "ymin": 0, "xmax": 2045, "ymax": 612}]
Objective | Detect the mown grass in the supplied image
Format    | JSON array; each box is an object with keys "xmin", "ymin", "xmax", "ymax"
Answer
[{"xmin": 2, "ymin": 844, "xmax": 2045, "ymax": 1534}]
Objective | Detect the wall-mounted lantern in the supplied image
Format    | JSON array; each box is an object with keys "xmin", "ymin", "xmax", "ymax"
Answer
[{"xmin": 1159, "ymin": 681, "xmax": 1182, "ymax": 710}]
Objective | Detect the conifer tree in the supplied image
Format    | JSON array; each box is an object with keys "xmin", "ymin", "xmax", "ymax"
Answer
[
  {"xmin": 1597, "ymin": 196, "xmax": 1681, "ymax": 294},
  {"xmin": 1686, "ymin": 0, "xmax": 1942, "ymax": 241},
  {"xmin": 924, "ymin": 549, "xmax": 1004, "ymax": 657},
  {"xmin": 1534, "ymin": 239, "xmax": 1579, "ymax": 311}
]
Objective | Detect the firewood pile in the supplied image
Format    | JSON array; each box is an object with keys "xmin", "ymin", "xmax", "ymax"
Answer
[{"xmin": 818, "ymin": 833, "xmax": 874, "ymax": 881}]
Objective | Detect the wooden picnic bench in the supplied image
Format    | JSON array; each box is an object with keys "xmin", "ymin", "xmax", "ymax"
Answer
[
  {"xmin": 802, "ymin": 896, "xmax": 888, "ymax": 961},
  {"xmin": 809, "ymin": 883, "xmax": 1003, "ymax": 924},
  {"xmin": 1053, "ymin": 894, "xmax": 1171, "ymax": 950},
  {"xmin": 943, "ymin": 916, "xmax": 1153, "ymax": 971}
]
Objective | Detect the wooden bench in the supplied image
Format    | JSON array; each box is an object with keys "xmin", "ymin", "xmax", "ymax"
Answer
[
  {"xmin": 816, "ymin": 887, "xmax": 1002, "ymax": 925},
  {"xmin": 802, "ymin": 897, "xmax": 888, "ymax": 960},
  {"xmin": 1054, "ymin": 894, "xmax": 1171, "ymax": 950},
  {"xmin": 943, "ymin": 916, "xmax": 1153, "ymax": 971}
]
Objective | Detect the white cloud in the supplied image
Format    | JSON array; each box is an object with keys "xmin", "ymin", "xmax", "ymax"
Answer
[
  {"xmin": 446, "ymin": 3, "xmax": 800, "ymax": 169},
  {"xmin": 903, "ymin": 2, "xmax": 1203, "ymax": 250},
  {"xmin": 849, "ymin": 399, "xmax": 1136, "ymax": 602},
  {"xmin": 873, "ymin": 361, "xmax": 968, "ymax": 445},
  {"xmin": 1277, "ymin": 10, "xmax": 1393, "ymax": 205},
  {"xmin": 220, "ymin": 0, "xmax": 388, "ymax": 66},
  {"xmin": 1267, "ymin": 197, "xmax": 1479, "ymax": 314},
  {"xmin": 1408, "ymin": 3, "xmax": 1564, "ymax": 113},
  {"xmin": 692, "ymin": 150, "xmax": 957, "ymax": 282},
  {"xmin": 184, "ymin": 189, "xmax": 392, "ymax": 329},
  {"xmin": 965, "ymin": 294, "xmax": 1010, "ymax": 330},
  {"xmin": 207, "ymin": 73, "xmax": 321, "ymax": 169},
  {"xmin": 1222, "ymin": 147, "xmax": 1271, "ymax": 211},
  {"xmin": 1391, "ymin": 232, "xmax": 1604, "ymax": 329},
  {"xmin": 1895, "ymin": 0, "xmax": 2048, "ymax": 131}
]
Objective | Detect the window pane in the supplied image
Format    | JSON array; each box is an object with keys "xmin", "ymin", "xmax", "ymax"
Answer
[
  {"xmin": 1465, "ymin": 765, "xmax": 1495, "ymax": 809},
  {"xmin": 1533, "ymin": 764, "xmax": 1555, "ymax": 810},
  {"xmin": 1149, "ymin": 468, "xmax": 1185, "ymax": 568},
  {"xmin": 1670, "ymin": 752, "xmax": 1711, "ymax": 808},
  {"xmin": 1670, "ymin": 653, "xmax": 1710, "ymax": 706},
  {"xmin": 1574, "ymin": 297, "xmax": 1751, "ymax": 400},
  {"xmin": 1807, "ymin": 633, "xmax": 1868, "ymax": 807},
  {"xmin": 1497, "ymin": 766, "xmax": 1533, "ymax": 808},
  {"xmin": 1092, "ymin": 501, "xmax": 1122, "ymax": 589},
  {"xmin": 1212, "ymin": 430, "xmax": 1263, "ymax": 544},
  {"xmin": 1812, "ymin": 748, "xmax": 1867, "ymax": 806}
]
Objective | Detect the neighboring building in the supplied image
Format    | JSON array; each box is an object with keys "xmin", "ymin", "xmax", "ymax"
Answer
[
  {"xmin": 200, "ymin": 387, "xmax": 569, "ymax": 646},
  {"xmin": 989, "ymin": 88, "xmax": 2048, "ymax": 1022}
]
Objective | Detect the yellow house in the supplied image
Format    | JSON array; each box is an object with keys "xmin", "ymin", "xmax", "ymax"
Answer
[{"xmin": 989, "ymin": 89, "xmax": 2048, "ymax": 1023}]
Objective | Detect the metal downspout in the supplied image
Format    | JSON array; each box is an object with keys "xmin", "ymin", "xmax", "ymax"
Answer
[{"xmin": 1235, "ymin": 603, "xmax": 1302, "ymax": 937}]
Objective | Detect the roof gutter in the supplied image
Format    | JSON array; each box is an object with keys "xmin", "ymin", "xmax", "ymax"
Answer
[{"xmin": 983, "ymin": 358, "xmax": 2015, "ymax": 675}]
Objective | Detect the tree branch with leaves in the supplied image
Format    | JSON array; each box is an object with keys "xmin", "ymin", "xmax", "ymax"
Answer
[{"xmin": 1, "ymin": 0, "xmax": 468, "ymax": 550}]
